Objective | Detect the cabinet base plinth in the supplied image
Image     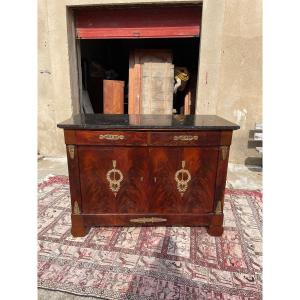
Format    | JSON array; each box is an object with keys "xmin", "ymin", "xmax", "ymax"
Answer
[{"xmin": 70, "ymin": 213, "xmax": 225, "ymax": 237}]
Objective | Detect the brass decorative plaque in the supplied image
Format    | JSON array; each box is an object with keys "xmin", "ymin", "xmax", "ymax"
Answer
[
  {"xmin": 130, "ymin": 217, "xmax": 167, "ymax": 223},
  {"xmin": 99, "ymin": 134, "xmax": 125, "ymax": 140},
  {"xmin": 73, "ymin": 201, "xmax": 80, "ymax": 215},
  {"xmin": 173, "ymin": 135, "xmax": 198, "ymax": 141},
  {"xmin": 174, "ymin": 160, "xmax": 191, "ymax": 197},
  {"xmin": 67, "ymin": 145, "xmax": 75, "ymax": 160},
  {"xmin": 106, "ymin": 160, "xmax": 123, "ymax": 197},
  {"xmin": 215, "ymin": 200, "xmax": 222, "ymax": 215},
  {"xmin": 221, "ymin": 146, "xmax": 229, "ymax": 160}
]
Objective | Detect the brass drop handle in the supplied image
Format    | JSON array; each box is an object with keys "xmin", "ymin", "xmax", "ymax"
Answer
[
  {"xmin": 154, "ymin": 177, "xmax": 157, "ymax": 183},
  {"xmin": 140, "ymin": 176, "xmax": 143, "ymax": 182}
]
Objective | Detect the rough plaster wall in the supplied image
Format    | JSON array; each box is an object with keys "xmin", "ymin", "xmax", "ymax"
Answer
[
  {"xmin": 197, "ymin": 0, "xmax": 262, "ymax": 164},
  {"xmin": 38, "ymin": 0, "xmax": 59, "ymax": 155},
  {"xmin": 38, "ymin": 0, "xmax": 73, "ymax": 155},
  {"xmin": 38, "ymin": 0, "xmax": 262, "ymax": 164},
  {"xmin": 38, "ymin": 0, "xmax": 201, "ymax": 156},
  {"xmin": 196, "ymin": 0, "xmax": 225, "ymax": 114},
  {"xmin": 216, "ymin": 0, "xmax": 262, "ymax": 164}
]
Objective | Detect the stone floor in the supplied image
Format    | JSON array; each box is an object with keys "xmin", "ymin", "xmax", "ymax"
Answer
[{"xmin": 38, "ymin": 156, "xmax": 262, "ymax": 300}]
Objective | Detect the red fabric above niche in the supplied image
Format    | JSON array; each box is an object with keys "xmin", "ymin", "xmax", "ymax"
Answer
[{"xmin": 75, "ymin": 6, "xmax": 202, "ymax": 39}]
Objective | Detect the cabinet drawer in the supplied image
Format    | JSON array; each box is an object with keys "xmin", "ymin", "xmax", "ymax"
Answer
[
  {"xmin": 75, "ymin": 130, "xmax": 148, "ymax": 145},
  {"xmin": 149, "ymin": 131, "xmax": 221, "ymax": 146}
]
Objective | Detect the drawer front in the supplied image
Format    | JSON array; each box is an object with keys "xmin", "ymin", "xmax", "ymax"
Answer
[
  {"xmin": 76, "ymin": 130, "xmax": 148, "ymax": 145},
  {"xmin": 149, "ymin": 131, "xmax": 221, "ymax": 146}
]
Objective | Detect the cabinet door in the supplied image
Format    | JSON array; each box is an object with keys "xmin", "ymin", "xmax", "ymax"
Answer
[
  {"xmin": 178, "ymin": 148, "xmax": 219, "ymax": 213},
  {"xmin": 149, "ymin": 147, "xmax": 219, "ymax": 213},
  {"xmin": 149, "ymin": 148, "xmax": 182, "ymax": 213},
  {"xmin": 78, "ymin": 146, "xmax": 149, "ymax": 213}
]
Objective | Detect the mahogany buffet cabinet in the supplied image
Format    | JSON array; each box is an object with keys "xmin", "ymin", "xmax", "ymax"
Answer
[{"xmin": 58, "ymin": 114, "xmax": 239, "ymax": 237}]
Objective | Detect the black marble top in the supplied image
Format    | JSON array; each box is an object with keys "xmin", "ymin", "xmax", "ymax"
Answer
[{"xmin": 57, "ymin": 114, "xmax": 240, "ymax": 130}]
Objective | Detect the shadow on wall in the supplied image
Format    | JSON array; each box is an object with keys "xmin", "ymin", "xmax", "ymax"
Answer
[{"xmin": 244, "ymin": 128, "xmax": 262, "ymax": 169}]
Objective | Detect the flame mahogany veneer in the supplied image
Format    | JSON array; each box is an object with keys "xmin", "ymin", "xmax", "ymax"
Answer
[{"xmin": 58, "ymin": 114, "xmax": 239, "ymax": 237}]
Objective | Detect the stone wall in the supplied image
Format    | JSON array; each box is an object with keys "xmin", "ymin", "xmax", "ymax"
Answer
[{"xmin": 38, "ymin": 0, "xmax": 262, "ymax": 164}]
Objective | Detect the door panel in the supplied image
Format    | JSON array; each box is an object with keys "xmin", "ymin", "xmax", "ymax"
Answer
[
  {"xmin": 78, "ymin": 146, "xmax": 149, "ymax": 213},
  {"xmin": 149, "ymin": 147, "xmax": 218, "ymax": 213},
  {"xmin": 149, "ymin": 148, "xmax": 182, "ymax": 213},
  {"xmin": 178, "ymin": 148, "xmax": 219, "ymax": 213}
]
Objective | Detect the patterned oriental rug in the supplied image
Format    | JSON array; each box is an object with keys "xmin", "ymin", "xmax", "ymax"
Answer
[{"xmin": 38, "ymin": 176, "xmax": 262, "ymax": 300}]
